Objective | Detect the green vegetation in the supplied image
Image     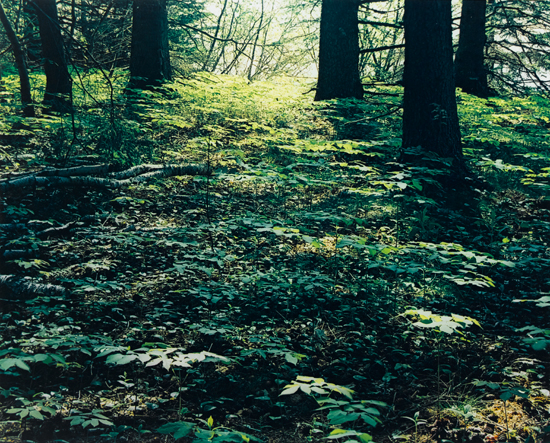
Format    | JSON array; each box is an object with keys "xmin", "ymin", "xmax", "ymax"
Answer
[{"xmin": 0, "ymin": 72, "xmax": 549, "ymax": 442}]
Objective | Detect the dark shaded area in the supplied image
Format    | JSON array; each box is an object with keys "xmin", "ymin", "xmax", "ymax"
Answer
[
  {"xmin": 128, "ymin": 0, "xmax": 171, "ymax": 89},
  {"xmin": 402, "ymin": 0, "xmax": 462, "ymax": 168},
  {"xmin": 455, "ymin": 0, "xmax": 489, "ymax": 98},
  {"xmin": 315, "ymin": 0, "xmax": 363, "ymax": 101}
]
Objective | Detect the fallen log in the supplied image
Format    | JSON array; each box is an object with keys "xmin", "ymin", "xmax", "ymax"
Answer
[
  {"xmin": 0, "ymin": 163, "xmax": 210, "ymax": 192},
  {"xmin": 38, "ymin": 164, "xmax": 109, "ymax": 177},
  {"xmin": 0, "ymin": 274, "xmax": 67, "ymax": 298}
]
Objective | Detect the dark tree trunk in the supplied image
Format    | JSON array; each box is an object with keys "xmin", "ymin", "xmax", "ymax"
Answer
[
  {"xmin": 0, "ymin": 3, "xmax": 35, "ymax": 116},
  {"xmin": 33, "ymin": 0, "xmax": 72, "ymax": 112},
  {"xmin": 129, "ymin": 0, "xmax": 171, "ymax": 89},
  {"xmin": 314, "ymin": 0, "xmax": 363, "ymax": 101},
  {"xmin": 455, "ymin": 0, "xmax": 488, "ymax": 98},
  {"xmin": 402, "ymin": 0, "xmax": 462, "ymax": 165}
]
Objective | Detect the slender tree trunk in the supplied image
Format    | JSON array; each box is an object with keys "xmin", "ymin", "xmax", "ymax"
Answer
[
  {"xmin": 0, "ymin": 1, "xmax": 35, "ymax": 116},
  {"xmin": 211, "ymin": 0, "xmax": 238, "ymax": 72},
  {"xmin": 314, "ymin": 0, "xmax": 363, "ymax": 101},
  {"xmin": 455, "ymin": 0, "xmax": 488, "ymax": 98},
  {"xmin": 33, "ymin": 0, "xmax": 72, "ymax": 112},
  {"xmin": 402, "ymin": 0, "xmax": 462, "ymax": 166},
  {"xmin": 202, "ymin": 0, "xmax": 228, "ymax": 71},
  {"xmin": 247, "ymin": 0, "xmax": 264, "ymax": 81},
  {"xmin": 129, "ymin": 0, "xmax": 171, "ymax": 89}
]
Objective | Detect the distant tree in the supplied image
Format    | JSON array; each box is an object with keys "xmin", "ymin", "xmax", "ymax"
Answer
[
  {"xmin": 315, "ymin": 0, "xmax": 363, "ymax": 101},
  {"xmin": 0, "ymin": 1, "xmax": 34, "ymax": 116},
  {"xmin": 129, "ymin": 0, "xmax": 171, "ymax": 89},
  {"xmin": 33, "ymin": 0, "xmax": 72, "ymax": 112},
  {"xmin": 402, "ymin": 0, "xmax": 462, "ymax": 166},
  {"xmin": 455, "ymin": 0, "xmax": 489, "ymax": 98}
]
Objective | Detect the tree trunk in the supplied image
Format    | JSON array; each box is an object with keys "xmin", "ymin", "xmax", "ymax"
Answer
[
  {"xmin": 0, "ymin": 1, "xmax": 35, "ymax": 116},
  {"xmin": 247, "ymin": 0, "xmax": 264, "ymax": 81},
  {"xmin": 455, "ymin": 0, "xmax": 488, "ymax": 98},
  {"xmin": 402, "ymin": 0, "xmax": 462, "ymax": 165},
  {"xmin": 33, "ymin": 0, "xmax": 72, "ymax": 112},
  {"xmin": 314, "ymin": 0, "xmax": 363, "ymax": 101},
  {"xmin": 202, "ymin": 0, "xmax": 229, "ymax": 71},
  {"xmin": 129, "ymin": 0, "xmax": 171, "ymax": 89}
]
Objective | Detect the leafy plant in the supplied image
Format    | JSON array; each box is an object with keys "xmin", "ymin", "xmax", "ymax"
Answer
[
  {"xmin": 65, "ymin": 409, "xmax": 114, "ymax": 429},
  {"xmin": 280, "ymin": 376, "xmax": 386, "ymax": 442},
  {"xmin": 157, "ymin": 416, "xmax": 261, "ymax": 442},
  {"xmin": 6, "ymin": 395, "xmax": 60, "ymax": 421}
]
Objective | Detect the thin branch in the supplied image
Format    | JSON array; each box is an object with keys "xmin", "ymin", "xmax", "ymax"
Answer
[{"xmin": 360, "ymin": 43, "xmax": 405, "ymax": 54}]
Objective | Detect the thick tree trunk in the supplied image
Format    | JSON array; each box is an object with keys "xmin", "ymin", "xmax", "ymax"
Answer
[
  {"xmin": 314, "ymin": 0, "xmax": 363, "ymax": 101},
  {"xmin": 402, "ymin": 0, "xmax": 462, "ymax": 165},
  {"xmin": 0, "ymin": 2, "xmax": 35, "ymax": 116},
  {"xmin": 455, "ymin": 0, "xmax": 488, "ymax": 98},
  {"xmin": 129, "ymin": 0, "xmax": 171, "ymax": 89},
  {"xmin": 33, "ymin": 0, "xmax": 72, "ymax": 112}
]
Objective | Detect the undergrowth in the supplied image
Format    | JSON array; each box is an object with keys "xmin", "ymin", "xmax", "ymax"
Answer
[{"xmin": 0, "ymin": 72, "xmax": 549, "ymax": 443}]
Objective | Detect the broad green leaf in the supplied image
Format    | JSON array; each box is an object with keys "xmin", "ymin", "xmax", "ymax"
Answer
[
  {"xmin": 29, "ymin": 410, "xmax": 44, "ymax": 420},
  {"xmin": 0, "ymin": 358, "xmax": 31, "ymax": 372},
  {"xmin": 158, "ymin": 421, "xmax": 194, "ymax": 439},
  {"xmin": 284, "ymin": 353, "xmax": 298, "ymax": 365},
  {"xmin": 327, "ymin": 409, "xmax": 360, "ymax": 424},
  {"xmin": 279, "ymin": 385, "xmax": 299, "ymax": 396},
  {"xmin": 106, "ymin": 353, "xmax": 138, "ymax": 366}
]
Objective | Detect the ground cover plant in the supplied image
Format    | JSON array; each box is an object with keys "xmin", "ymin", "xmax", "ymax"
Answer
[{"xmin": 0, "ymin": 72, "xmax": 550, "ymax": 443}]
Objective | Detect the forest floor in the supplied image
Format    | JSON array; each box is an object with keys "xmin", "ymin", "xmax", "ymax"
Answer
[{"xmin": 0, "ymin": 74, "xmax": 550, "ymax": 443}]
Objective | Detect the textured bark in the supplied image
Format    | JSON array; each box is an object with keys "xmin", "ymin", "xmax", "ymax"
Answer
[
  {"xmin": 455, "ymin": 0, "xmax": 488, "ymax": 98},
  {"xmin": 402, "ymin": 0, "xmax": 462, "ymax": 164},
  {"xmin": 0, "ymin": 163, "xmax": 210, "ymax": 192},
  {"xmin": 0, "ymin": 275, "xmax": 67, "ymax": 299},
  {"xmin": 314, "ymin": 0, "xmax": 363, "ymax": 101},
  {"xmin": 129, "ymin": 0, "xmax": 171, "ymax": 89},
  {"xmin": 33, "ymin": 0, "xmax": 72, "ymax": 112},
  {"xmin": 0, "ymin": 2, "xmax": 34, "ymax": 116}
]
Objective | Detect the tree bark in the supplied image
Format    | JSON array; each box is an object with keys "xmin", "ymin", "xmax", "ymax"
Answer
[
  {"xmin": 129, "ymin": 0, "xmax": 171, "ymax": 89},
  {"xmin": 455, "ymin": 0, "xmax": 488, "ymax": 98},
  {"xmin": 0, "ymin": 163, "xmax": 210, "ymax": 192},
  {"xmin": 0, "ymin": 1, "xmax": 35, "ymax": 116},
  {"xmin": 314, "ymin": 0, "xmax": 363, "ymax": 101},
  {"xmin": 402, "ymin": 0, "xmax": 462, "ymax": 166},
  {"xmin": 33, "ymin": 0, "xmax": 72, "ymax": 112}
]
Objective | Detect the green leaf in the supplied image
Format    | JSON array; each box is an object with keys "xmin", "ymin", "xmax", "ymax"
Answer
[
  {"xmin": 500, "ymin": 390, "xmax": 514, "ymax": 401},
  {"xmin": 105, "ymin": 353, "xmax": 138, "ymax": 366},
  {"xmin": 284, "ymin": 353, "xmax": 298, "ymax": 365},
  {"xmin": 29, "ymin": 409, "xmax": 45, "ymax": 420},
  {"xmin": 360, "ymin": 414, "xmax": 378, "ymax": 427},
  {"xmin": 280, "ymin": 385, "xmax": 300, "ymax": 396},
  {"xmin": 157, "ymin": 422, "xmax": 194, "ymax": 440},
  {"xmin": 0, "ymin": 358, "xmax": 31, "ymax": 372},
  {"xmin": 532, "ymin": 340, "xmax": 549, "ymax": 351},
  {"xmin": 327, "ymin": 410, "xmax": 360, "ymax": 425},
  {"xmin": 325, "ymin": 429, "xmax": 372, "ymax": 441}
]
